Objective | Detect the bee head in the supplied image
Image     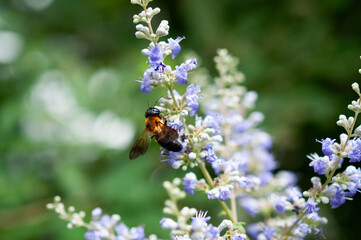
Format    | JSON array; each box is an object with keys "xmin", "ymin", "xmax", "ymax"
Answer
[{"xmin": 145, "ymin": 107, "xmax": 161, "ymax": 118}]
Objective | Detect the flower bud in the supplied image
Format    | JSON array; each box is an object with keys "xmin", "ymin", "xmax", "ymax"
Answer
[{"xmin": 352, "ymin": 82, "xmax": 360, "ymax": 94}]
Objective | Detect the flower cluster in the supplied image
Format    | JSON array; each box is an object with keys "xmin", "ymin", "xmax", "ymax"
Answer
[
  {"xmin": 132, "ymin": 0, "xmax": 196, "ymax": 94},
  {"xmin": 159, "ymin": 179, "xmax": 247, "ymax": 240},
  {"xmin": 48, "ymin": 1, "xmax": 361, "ymax": 240},
  {"xmin": 47, "ymin": 196, "xmax": 152, "ymax": 240}
]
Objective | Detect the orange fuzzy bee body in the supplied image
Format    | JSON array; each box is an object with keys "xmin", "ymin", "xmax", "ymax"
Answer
[{"xmin": 129, "ymin": 107, "xmax": 183, "ymax": 160}]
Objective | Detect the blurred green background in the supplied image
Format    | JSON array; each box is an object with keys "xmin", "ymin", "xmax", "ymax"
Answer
[{"xmin": 1, "ymin": 0, "xmax": 361, "ymax": 239}]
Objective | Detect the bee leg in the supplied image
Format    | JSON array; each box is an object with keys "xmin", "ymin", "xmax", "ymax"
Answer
[{"xmin": 163, "ymin": 117, "xmax": 167, "ymax": 125}]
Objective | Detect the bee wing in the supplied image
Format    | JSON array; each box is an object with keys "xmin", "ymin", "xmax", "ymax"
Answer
[
  {"xmin": 160, "ymin": 126, "xmax": 179, "ymax": 141},
  {"xmin": 129, "ymin": 129, "xmax": 151, "ymax": 160}
]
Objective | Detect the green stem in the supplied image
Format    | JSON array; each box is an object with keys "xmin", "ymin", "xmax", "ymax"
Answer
[
  {"xmin": 141, "ymin": 0, "xmax": 158, "ymax": 45},
  {"xmin": 199, "ymin": 162, "xmax": 246, "ymax": 233}
]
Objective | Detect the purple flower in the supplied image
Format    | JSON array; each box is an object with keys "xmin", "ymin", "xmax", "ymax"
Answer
[
  {"xmin": 344, "ymin": 166, "xmax": 361, "ymax": 195},
  {"xmin": 184, "ymin": 84, "xmax": 201, "ymax": 116},
  {"xmin": 204, "ymin": 145, "xmax": 217, "ymax": 163},
  {"xmin": 320, "ymin": 138, "xmax": 336, "ymax": 157},
  {"xmin": 168, "ymin": 118, "xmax": 184, "ymax": 132},
  {"xmin": 91, "ymin": 207, "xmax": 102, "ymax": 220},
  {"xmin": 175, "ymin": 58, "xmax": 197, "ymax": 85},
  {"xmin": 84, "ymin": 231, "xmax": 101, "ymax": 240},
  {"xmin": 205, "ymin": 224, "xmax": 220, "ymax": 239},
  {"xmin": 304, "ymin": 198, "xmax": 320, "ymax": 214},
  {"xmin": 218, "ymin": 186, "xmax": 231, "ymax": 201},
  {"xmin": 183, "ymin": 172, "xmax": 198, "ymax": 195},
  {"xmin": 115, "ymin": 223, "xmax": 129, "ymax": 237},
  {"xmin": 263, "ymin": 227, "xmax": 275, "ymax": 240},
  {"xmin": 285, "ymin": 187, "xmax": 302, "ymax": 201},
  {"xmin": 207, "ymin": 188, "xmax": 219, "ymax": 200},
  {"xmin": 308, "ymin": 153, "xmax": 329, "ymax": 175},
  {"xmin": 231, "ymin": 234, "xmax": 246, "ymax": 240},
  {"xmin": 297, "ymin": 223, "xmax": 311, "ymax": 235},
  {"xmin": 140, "ymin": 68, "xmax": 153, "ymax": 94},
  {"xmin": 167, "ymin": 151, "xmax": 182, "ymax": 166},
  {"xmin": 238, "ymin": 196, "xmax": 259, "ymax": 216},
  {"xmin": 115, "ymin": 224, "xmax": 144, "ymax": 240},
  {"xmin": 247, "ymin": 223, "xmax": 261, "ymax": 239},
  {"xmin": 191, "ymin": 211, "xmax": 211, "ymax": 231},
  {"xmin": 145, "ymin": 45, "xmax": 163, "ymax": 69},
  {"xmin": 348, "ymin": 138, "xmax": 361, "ymax": 162},
  {"xmin": 168, "ymin": 36, "xmax": 185, "ymax": 59},
  {"xmin": 275, "ymin": 196, "xmax": 288, "ymax": 213},
  {"xmin": 203, "ymin": 115, "xmax": 221, "ymax": 133},
  {"xmin": 324, "ymin": 183, "xmax": 345, "ymax": 208},
  {"xmin": 129, "ymin": 227, "xmax": 145, "ymax": 240}
]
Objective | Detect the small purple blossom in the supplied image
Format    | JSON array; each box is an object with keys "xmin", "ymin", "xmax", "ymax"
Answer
[
  {"xmin": 145, "ymin": 45, "xmax": 163, "ymax": 69},
  {"xmin": 207, "ymin": 188, "xmax": 219, "ymax": 200},
  {"xmin": 203, "ymin": 145, "xmax": 217, "ymax": 163},
  {"xmin": 84, "ymin": 231, "xmax": 101, "ymax": 240},
  {"xmin": 231, "ymin": 234, "xmax": 246, "ymax": 240},
  {"xmin": 140, "ymin": 68, "xmax": 153, "ymax": 94},
  {"xmin": 204, "ymin": 224, "xmax": 220, "ymax": 239},
  {"xmin": 91, "ymin": 207, "xmax": 102, "ymax": 220},
  {"xmin": 168, "ymin": 118, "xmax": 184, "ymax": 132},
  {"xmin": 114, "ymin": 223, "xmax": 145, "ymax": 240},
  {"xmin": 203, "ymin": 115, "xmax": 221, "ymax": 133},
  {"xmin": 320, "ymin": 138, "xmax": 336, "ymax": 157},
  {"xmin": 297, "ymin": 223, "xmax": 311, "ymax": 235},
  {"xmin": 275, "ymin": 196, "xmax": 288, "ymax": 213},
  {"xmin": 263, "ymin": 226, "xmax": 275, "ymax": 240},
  {"xmin": 218, "ymin": 186, "xmax": 231, "ymax": 201},
  {"xmin": 308, "ymin": 153, "xmax": 329, "ymax": 175},
  {"xmin": 324, "ymin": 183, "xmax": 345, "ymax": 208},
  {"xmin": 348, "ymin": 138, "xmax": 361, "ymax": 162},
  {"xmin": 304, "ymin": 198, "xmax": 320, "ymax": 214},
  {"xmin": 175, "ymin": 58, "xmax": 197, "ymax": 85},
  {"xmin": 344, "ymin": 166, "xmax": 361, "ymax": 195},
  {"xmin": 168, "ymin": 36, "xmax": 185, "ymax": 59},
  {"xmin": 184, "ymin": 84, "xmax": 201, "ymax": 116},
  {"xmin": 238, "ymin": 196, "xmax": 259, "ymax": 216},
  {"xmin": 191, "ymin": 211, "xmax": 211, "ymax": 231},
  {"xmin": 183, "ymin": 172, "xmax": 198, "ymax": 195}
]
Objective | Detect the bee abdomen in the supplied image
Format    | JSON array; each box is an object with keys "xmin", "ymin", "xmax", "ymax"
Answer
[{"xmin": 155, "ymin": 137, "xmax": 183, "ymax": 152}]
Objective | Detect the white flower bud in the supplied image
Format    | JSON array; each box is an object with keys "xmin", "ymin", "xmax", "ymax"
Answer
[
  {"xmin": 135, "ymin": 31, "xmax": 147, "ymax": 39},
  {"xmin": 352, "ymin": 82, "xmax": 360, "ymax": 93},
  {"xmin": 67, "ymin": 223, "xmax": 73, "ymax": 229},
  {"xmin": 130, "ymin": 0, "xmax": 141, "ymax": 4},
  {"xmin": 218, "ymin": 219, "xmax": 233, "ymax": 231},
  {"xmin": 181, "ymin": 110, "xmax": 188, "ymax": 117},
  {"xmin": 320, "ymin": 196, "xmax": 329, "ymax": 204},
  {"xmin": 303, "ymin": 191, "xmax": 311, "ymax": 197},
  {"xmin": 173, "ymin": 178, "xmax": 182, "ymax": 186},
  {"xmin": 111, "ymin": 214, "xmax": 121, "ymax": 222},
  {"xmin": 211, "ymin": 135, "xmax": 223, "ymax": 142},
  {"xmin": 54, "ymin": 196, "xmax": 61, "ymax": 202},
  {"xmin": 188, "ymin": 152, "xmax": 196, "ymax": 159},
  {"xmin": 46, "ymin": 203, "xmax": 54, "ymax": 209},
  {"xmin": 153, "ymin": 7, "xmax": 161, "ymax": 15},
  {"xmin": 163, "ymin": 181, "xmax": 171, "ymax": 189},
  {"xmin": 164, "ymin": 65, "xmax": 172, "ymax": 74},
  {"xmin": 199, "ymin": 133, "xmax": 209, "ymax": 141}
]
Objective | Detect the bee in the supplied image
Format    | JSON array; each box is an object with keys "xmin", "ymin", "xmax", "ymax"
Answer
[{"xmin": 129, "ymin": 107, "xmax": 183, "ymax": 160}]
